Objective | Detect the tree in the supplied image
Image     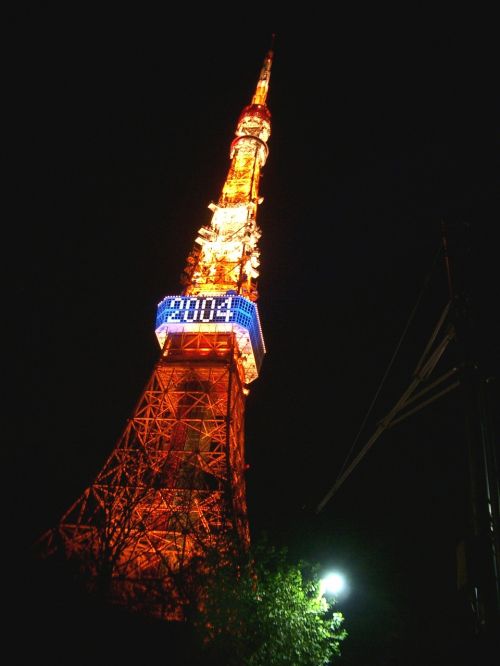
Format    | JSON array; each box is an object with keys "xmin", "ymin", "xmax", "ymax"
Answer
[{"xmin": 188, "ymin": 537, "xmax": 347, "ymax": 665}]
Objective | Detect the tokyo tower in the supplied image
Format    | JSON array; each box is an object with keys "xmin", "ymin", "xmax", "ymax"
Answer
[{"xmin": 39, "ymin": 47, "xmax": 273, "ymax": 620}]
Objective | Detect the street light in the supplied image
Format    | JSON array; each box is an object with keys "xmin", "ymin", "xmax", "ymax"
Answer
[{"xmin": 320, "ymin": 572, "xmax": 346, "ymax": 598}]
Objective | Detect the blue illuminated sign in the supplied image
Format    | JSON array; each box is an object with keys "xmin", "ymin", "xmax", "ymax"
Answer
[
  {"xmin": 155, "ymin": 294, "xmax": 265, "ymax": 382},
  {"xmin": 158, "ymin": 295, "xmax": 236, "ymax": 324}
]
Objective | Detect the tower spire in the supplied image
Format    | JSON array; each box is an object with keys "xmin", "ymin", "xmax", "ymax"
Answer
[
  {"xmin": 251, "ymin": 44, "xmax": 274, "ymax": 106},
  {"xmin": 178, "ymin": 46, "xmax": 274, "ymax": 321}
]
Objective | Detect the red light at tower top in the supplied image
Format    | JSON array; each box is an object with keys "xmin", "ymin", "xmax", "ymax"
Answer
[{"xmin": 37, "ymin": 47, "xmax": 274, "ymax": 621}]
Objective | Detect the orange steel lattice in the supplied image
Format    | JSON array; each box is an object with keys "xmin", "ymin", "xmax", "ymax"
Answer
[{"xmin": 38, "ymin": 48, "xmax": 273, "ymax": 620}]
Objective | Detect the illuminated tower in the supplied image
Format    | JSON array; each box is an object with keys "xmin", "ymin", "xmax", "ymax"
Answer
[{"xmin": 39, "ymin": 48, "xmax": 273, "ymax": 620}]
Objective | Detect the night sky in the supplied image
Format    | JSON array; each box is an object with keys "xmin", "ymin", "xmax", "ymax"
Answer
[{"xmin": 10, "ymin": 8, "xmax": 499, "ymax": 665}]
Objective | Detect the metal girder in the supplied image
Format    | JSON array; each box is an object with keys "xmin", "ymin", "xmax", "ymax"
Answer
[{"xmin": 39, "ymin": 332, "xmax": 249, "ymax": 619}]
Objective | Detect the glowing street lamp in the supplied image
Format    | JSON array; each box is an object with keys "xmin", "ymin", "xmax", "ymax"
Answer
[{"xmin": 320, "ymin": 572, "xmax": 346, "ymax": 598}]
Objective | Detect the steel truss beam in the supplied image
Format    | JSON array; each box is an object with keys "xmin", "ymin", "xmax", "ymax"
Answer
[{"xmin": 39, "ymin": 332, "xmax": 248, "ymax": 620}]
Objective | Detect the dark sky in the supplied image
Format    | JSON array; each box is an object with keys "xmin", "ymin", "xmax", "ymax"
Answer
[{"xmin": 10, "ymin": 8, "xmax": 499, "ymax": 664}]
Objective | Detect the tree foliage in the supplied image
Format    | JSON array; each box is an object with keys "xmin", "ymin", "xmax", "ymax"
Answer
[{"xmin": 188, "ymin": 538, "xmax": 347, "ymax": 665}]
